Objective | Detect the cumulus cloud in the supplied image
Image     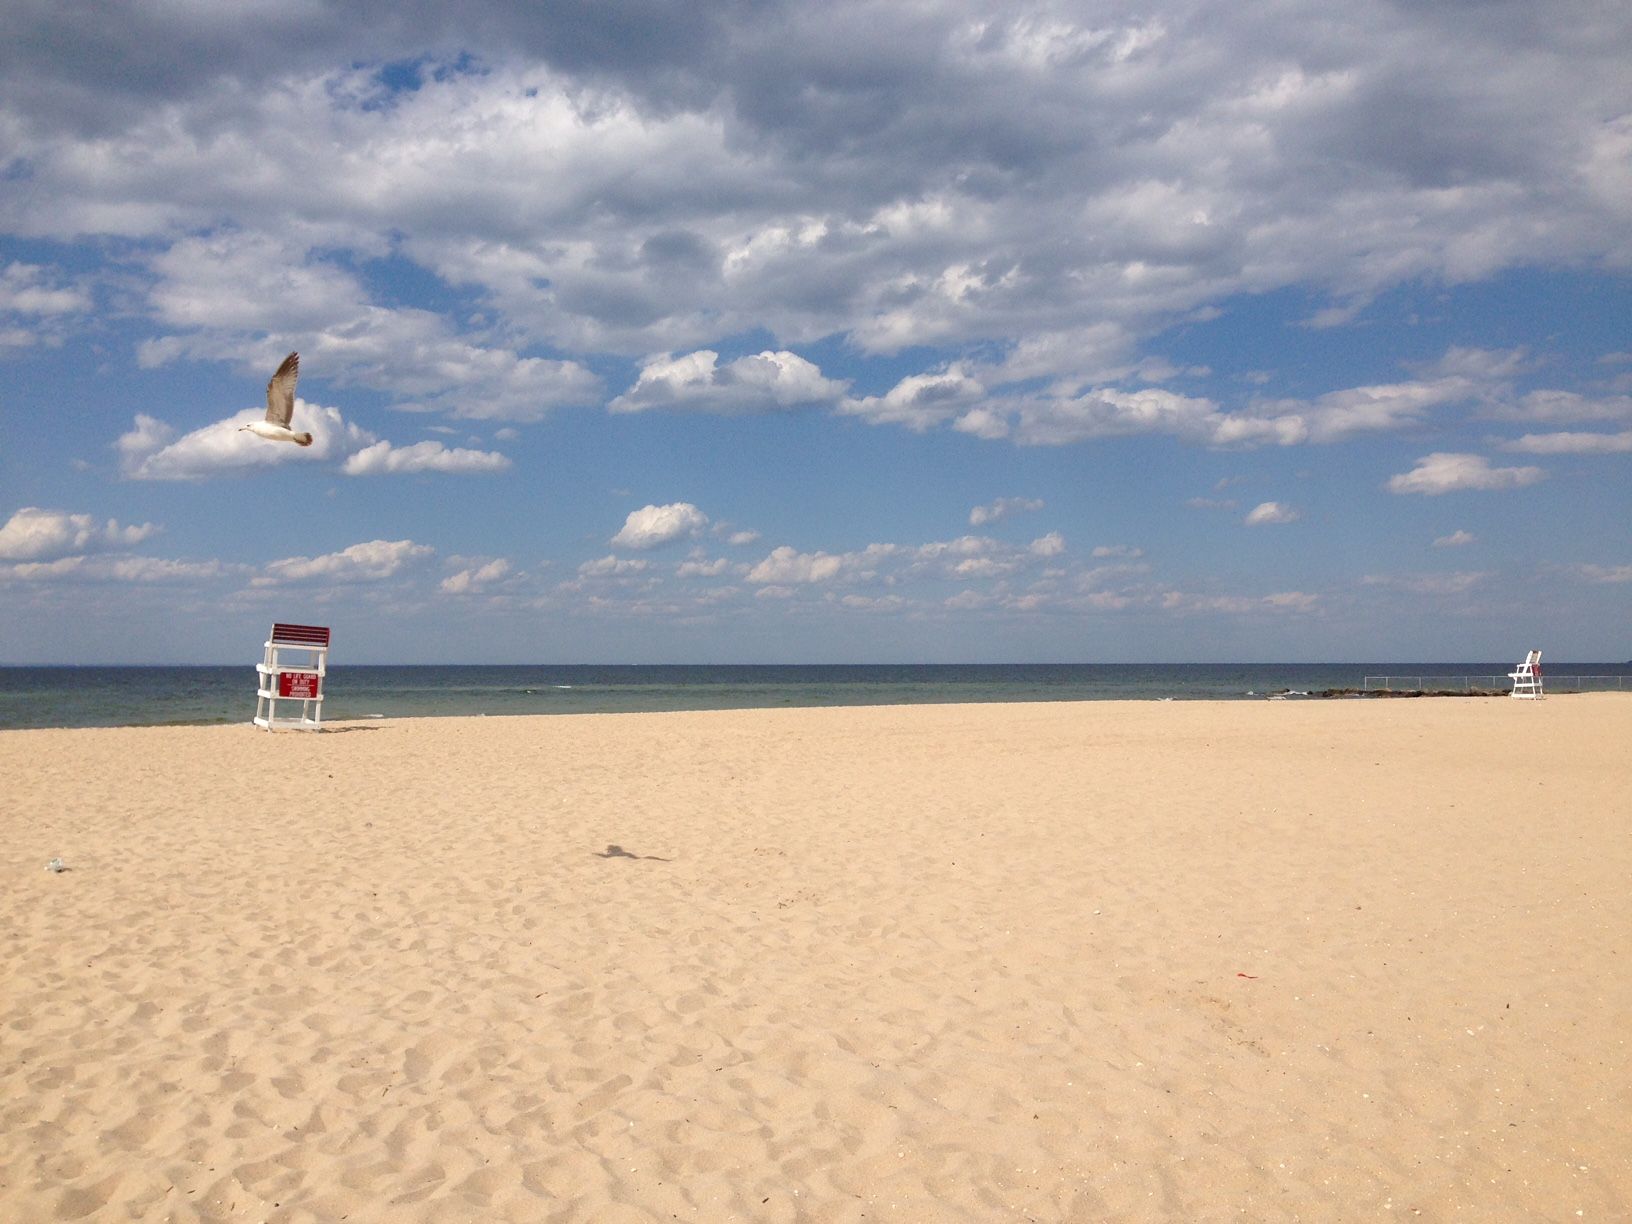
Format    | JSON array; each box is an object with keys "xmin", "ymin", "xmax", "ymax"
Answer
[
  {"xmin": 343, "ymin": 439, "xmax": 512, "ymax": 475},
  {"xmin": 440, "ymin": 558, "xmax": 512, "ymax": 594},
  {"xmin": 2, "ymin": 5, "xmax": 1625, "ymax": 452},
  {"xmin": 1573, "ymin": 563, "xmax": 1632, "ymax": 584},
  {"xmin": 0, "ymin": 2, "xmax": 1625, "ymax": 416},
  {"xmin": 611, "ymin": 502, "xmax": 709, "ymax": 549},
  {"xmin": 1245, "ymin": 502, "xmax": 1300, "ymax": 526},
  {"xmin": 118, "ymin": 402, "xmax": 377, "ymax": 480},
  {"xmin": 1488, "ymin": 390, "xmax": 1632, "ymax": 425},
  {"xmin": 131, "ymin": 233, "xmax": 603, "ymax": 421},
  {"xmin": 7, "ymin": 4, "xmax": 1632, "ymax": 649},
  {"xmin": 1, "ymin": 555, "xmax": 226, "ymax": 584},
  {"xmin": 676, "ymin": 556, "xmax": 732, "ymax": 578},
  {"xmin": 1386, "ymin": 453, "xmax": 1546, "ymax": 495},
  {"xmin": 0, "ymin": 261, "xmax": 91, "ymax": 348},
  {"xmin": 741, "ymin": 533, "xmax": 1071, "ymax": 590},
  {"xmin": 1091, "ymin": 544, "xmax": 1144, "ymax": 559},
  {"xmin": 965, "ymin": 367, "xmax": 1484, "ymax": 450},
  {"xmin": 1433, "ymin": 530, "xmax": 1476, "ymax": 548},
  {"xmin": 0, "ymin": 261, "xmax": 89, "ymax": 316},
  {"xmin": 1501, "ymin": 429, "xmax": 1632, "ymax": 454},
  {"xmin": 833, "ymin": 593, "xmax": 907, "ymax": 613},
  {"xmin": 1361, "ymin": 571, "xmax": 1490, "ymax": 595},
  {"xmin": 578, "ymin": 555, "xmax": 651, "ymax": 577},
  {"xmin": 0, "ymin": 507, "xmax": 160, "ymax": 562},
  {"xmin": 841, "ymin": 367, "xmax": 985, "ymax": 432},
  {"xmin": 610, "ymin": 350, "xmax": 846, "ymax": 414},
  {"xmin": 1005, "ymin": 388, "xmax": 1252, "ymax": 447},
  {"xmin": 969, "ymin": 496, "xmax": 1043, "ymax": 526},
  {"xmin": 747, "ymin": 545, "xmax": 847, "ymax": 585},
  {"xmin": 251, "ymin": 539, "xmax": 433, "ymax": 586},
  {"xmin": 1161, "ymin": 590, "xmax": 1319, "ymax": 615}
]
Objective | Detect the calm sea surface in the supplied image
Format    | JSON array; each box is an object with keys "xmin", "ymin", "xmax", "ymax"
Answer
[{"xmin": 3, "ymin": 663, "xmax": 1628, "ymax": 730}]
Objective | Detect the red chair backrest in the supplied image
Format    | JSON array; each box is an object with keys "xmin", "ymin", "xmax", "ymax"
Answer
[{"xmin": 271, "ymin": 623, "xmax": 331, "ymax": 647}]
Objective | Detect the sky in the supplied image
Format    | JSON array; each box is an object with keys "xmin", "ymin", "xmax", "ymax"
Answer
[{"xmin": 1, "ymin": 0, "xmax": 1629, "ymax": 664}]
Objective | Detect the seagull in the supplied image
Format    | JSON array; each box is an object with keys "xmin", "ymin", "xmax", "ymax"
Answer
[{"xmin": 239, "ymin": 352, "xmax": 312, "ymax": 446}]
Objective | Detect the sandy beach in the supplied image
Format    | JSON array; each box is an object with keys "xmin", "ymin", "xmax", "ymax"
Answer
[{"xmin": 3, "ymin": 696, "xmax": 1629, "ymax": 1222}]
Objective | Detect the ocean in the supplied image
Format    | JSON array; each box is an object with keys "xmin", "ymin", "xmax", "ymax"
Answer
[{"xmin": 3, "ymin": 663, "xmax": 1629, "ymax": 730}]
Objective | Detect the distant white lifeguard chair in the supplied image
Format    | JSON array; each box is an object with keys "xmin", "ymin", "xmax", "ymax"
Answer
[
  {"xmin": 254, "ymin": 623, "xmax": 330, "ymax": 730},
  {"xmin": 1508, "ymin": 649, "xmax": 1543, "ymax": 700}
]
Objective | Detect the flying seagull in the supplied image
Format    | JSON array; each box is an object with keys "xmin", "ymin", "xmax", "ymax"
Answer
[{"xmin": 239, "ymin": 352, "xmax": 312, "ymax": 446}]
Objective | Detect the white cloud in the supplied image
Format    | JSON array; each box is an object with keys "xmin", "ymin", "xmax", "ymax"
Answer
[
  {"xmin": 1361, "ymin": 571, "xmax": 1490, "ymax": 595},
  {"xmin": 133, "ymin": 233, "xmax": 601, "ymax": 422},
  {"xmin": 1245, "ymin": 501, "xmax": 1300, "ymax": 525},
  {"xmin": 841, "ymin": 367, "xmax": 985, "ymax": 432},
  {"xmin": 578, "ymin": 555, "xmax": 651, "ymax": 577},
  {"xmin": 1, "ymin": 555, "xmax": 226, "ymax": 584},
  {"xmin": 118, "ymin": 402, "xmax": 377, "ymax": 480},
  {"xmin": 676, "ymin": 556, "xmax": 732, "ymax": 578},
  {"xmin": 1161, "ymin": 590, "xmax": 1319, "ymax": 615},
  {"xmin": 251, "ymin": 539, "xmax": 433, "ymax": 586},
  {"xmin": 440, "ymin": 558, "xmax": 512, "ymax": 594},
  {"xmin": 1386, "ymin": 452, "xmax": 1546, "ymax": 495},
  {"xmin": 0, "ymin": 261, "xmax": 91, "ymax": 348},
  {"xmin": 952, "ymin": 408, "xmax": 1010, "ymax": 440},
  {"xmin": 995, "ymin": 369, "xmax": 1485, "ymax": 450},
  {"xmin": 739, "ymin": 533, "xmax": 1071, "ymax": 590},
  {"xmin": 1432, "ymin": 530, "xmax": 1476, "ymax": 548},
  {"xmin": 1261, "ymin": 592, "xmax": 1320, "ymax": 612},
  {"xmin": 747, "ymin": 545, "xmax": 847, "ymax": 585},
  {"xmin": 1, "ymin": 5, "xmax": 1625, "ymax": 404},
  {"xmin": 1091, "ymin": 544, "xmax": 1144, "ymax": 559},
  {"xmin": 1501, "ymin": 430, "xmax": 1632, "ymax": 454},
  {"xmin": 1573, "ymin": 564, "xmax": 1632, "ymax": 584},
  {"xmin": 1491, "ymin": 390, "xmax": 1632, "ymax": 425},
  {"xmin": 1293, "ymin": 377, "xmax": 1475, "ymax": 442},
  {"xmin": 342, "ymin": 439, "xmax": 512, "ymax": 475},
  {"xmin": 1007, "ymin": 387, "xmax": 1261, "ymax": 448},
  {"xmin": 0, "ymin": 261, "xmax": 89, "ymax": 317},
  {"xmin": 610, "ymin": 350, "xmax": 846, "ymax": 415},
  {"xmin": 611, "ymin": 502, "xmax": 709, "ymax": 550},
  {"xmin": 725, "ymin": 529, "xmax": 761, "ymax": 547},
  {"xmin": 834, "ymin": 593, "xmax": 908, "ymax": 613},
  {"xmin": 0, "ymin": 507, "xmax": 160, "ymax": 562},
  {"xmin": 969, "ymin": 496, "xmax": 1043, "ymax": 526}
]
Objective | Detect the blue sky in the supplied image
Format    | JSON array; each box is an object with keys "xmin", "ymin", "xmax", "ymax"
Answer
[{"xmin": 2, "ymin": 0, "xmax": 1628, "ymax": 664}]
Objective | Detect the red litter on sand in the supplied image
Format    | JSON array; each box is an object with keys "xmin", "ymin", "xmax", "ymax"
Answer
[{"xmin": 1237, "ymin": 972, "xmax": 1259, "ymax": 979}]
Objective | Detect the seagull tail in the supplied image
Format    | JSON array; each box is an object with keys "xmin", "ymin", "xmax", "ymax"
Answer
[{"xmin": 295, "ymin": 432, "xmax": 314, "ymax": 447}]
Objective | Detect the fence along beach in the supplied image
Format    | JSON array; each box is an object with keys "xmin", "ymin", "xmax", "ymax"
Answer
[{"xmin": 4, "ymin": 695, "xmax": 1630, "ymax": 1220}]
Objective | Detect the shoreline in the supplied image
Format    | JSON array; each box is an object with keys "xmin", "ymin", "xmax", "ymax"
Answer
[
  {"xmin": 4, "ymin": 684, "xmax": 1624, "ymax": 735},
  {"xmin": 8, "ymin": 661, "xmax": 1630, "ymax": 733},
  {"xmin": 5, "ymin": 698, "xmax": 1630, "ymax": 1220}
]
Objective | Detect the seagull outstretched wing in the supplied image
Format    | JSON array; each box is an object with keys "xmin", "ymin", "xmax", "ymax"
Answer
[{"xmin": 265, "ymin": 352, "xmax": 300, "ymax": 427}]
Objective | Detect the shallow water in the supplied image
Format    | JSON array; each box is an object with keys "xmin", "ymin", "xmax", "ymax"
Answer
[{"xmin": 3, "ymin": 662, "xmax": 1627, "ymax": 729}]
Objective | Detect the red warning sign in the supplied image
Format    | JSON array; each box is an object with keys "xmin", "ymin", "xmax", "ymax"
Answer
[{"xmin": 278, "ymin": 672, "xmax": 321, "ymax": 699}]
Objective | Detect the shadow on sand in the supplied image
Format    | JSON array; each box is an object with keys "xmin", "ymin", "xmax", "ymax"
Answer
[{"xmin": 594, "ymin": 843, "xmax": 673, "ymax": 862}]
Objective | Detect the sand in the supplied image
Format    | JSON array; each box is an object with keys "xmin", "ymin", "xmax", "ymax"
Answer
[{"xmin": 3, "ymin": 696, "xmax": 1629, "ymax": 1222}]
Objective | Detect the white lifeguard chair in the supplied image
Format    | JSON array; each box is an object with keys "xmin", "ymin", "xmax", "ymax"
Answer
[
  {"xmin": 1508, "ymin": 649, "xmax": 1543, "ymax": 700},
  {"xmin": 254, "ymin": 622, "xmax": 330, "ymax": 730}
]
